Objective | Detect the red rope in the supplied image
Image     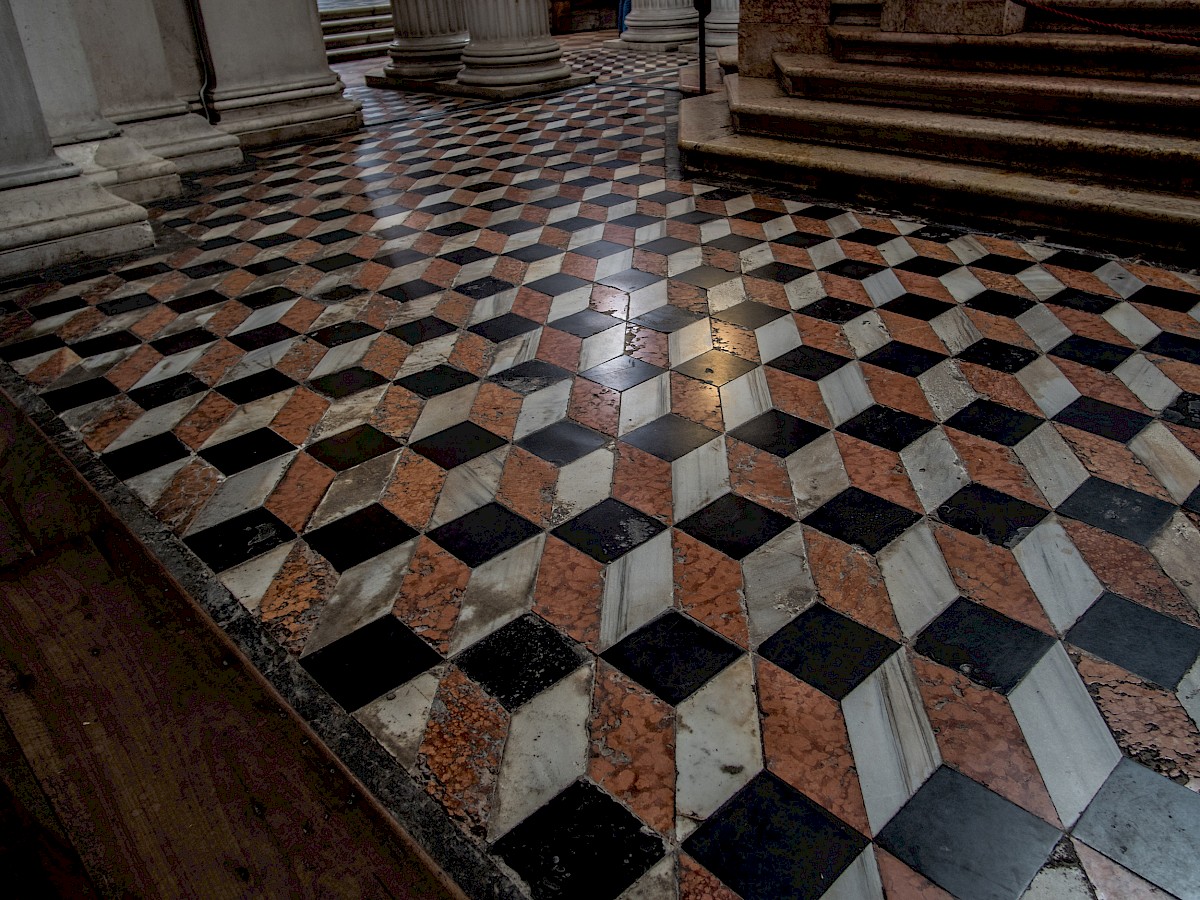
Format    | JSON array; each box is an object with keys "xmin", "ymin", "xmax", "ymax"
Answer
[{"xmin": 1009, "ymin": 0, "xmax": 1200, "ymax": 47}]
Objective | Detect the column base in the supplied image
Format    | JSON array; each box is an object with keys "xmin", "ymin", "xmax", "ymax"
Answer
[
  {"xmin": 365, "ymin": 70, "xmax": 461, "ymax": 91},
  {"xmin": 0, "ymin": 176, "xmax": 153, "ymax": 280},
  {"xmin": 122, "ymin": 114, "xmax": 243, "ymax": 176},
  {"xmin": 389, "ymin": 73, "xmax": 595, "ymax": 100},
  {"xmin": 604, "ymin": 37, "xmax": 698, "ymax": 53},
  {"xmin": 209, "ymin": 78, "xmax": 364, "ymax": 150},
  {"xmin": 55, "ymin": 137, "xmax": 181, "ymax": 206}
]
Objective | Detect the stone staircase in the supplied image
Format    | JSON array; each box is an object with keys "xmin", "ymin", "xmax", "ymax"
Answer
[
  {"xmin": 679, "ymin": 0, "xmax": 1200, "ymax": 257},
  {"xmin": 320, "ymin": 3, "xmax": 393, "ymax": 63}
]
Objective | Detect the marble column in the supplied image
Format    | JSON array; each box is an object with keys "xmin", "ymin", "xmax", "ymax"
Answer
[
  {"xmin": 11, "ymin": 0, "xmax": 181, "ymax": 204},
  {"xmin": 454, "ymin": 0, "xmax": 592, "ymax": 98},
  {"xmin": 0, "ymin": 0, "xmax": 152, "ymax": 279},
  {"xmin": 68, "ymin": 0, "xmax": 243, "ymax": 175},
  {"xmin": 708, "ymin": 0, "xmax": 739, "ymax": 47},
  {"xmin": 193, "ymin": 0, "xmax": 363, "ymax": 148},
  {"xmin": 366, "ymin": 0, "xmax": 470, "ymax": 86},
  {"xmin": 608, "ymin": 0, "xmax": 698, "ymax": 52}
]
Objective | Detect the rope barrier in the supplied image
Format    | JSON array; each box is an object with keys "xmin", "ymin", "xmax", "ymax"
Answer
[{"xmin": 1008, "ymin": 0, "xmax": 1200, "ymax": 48}]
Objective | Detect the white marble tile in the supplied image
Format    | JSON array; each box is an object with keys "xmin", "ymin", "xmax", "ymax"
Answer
[
  {"xmin": 754, "ymin": 314, "xmax": 802, "ymax": 364},
  {"xmin": 1179, "ymin": 656, "xmax": 1200, "ymax": 732},
  {"xmin": 1009, "ymin": 644, "xmax": 1121, "ymax": 827},
  {"xmin": 488, "ymin": 329, "xmax": 542, "ymax": 376},
  {"xmin": 554, "ymin": 447, "xmax": 615, "ymax": 523},
  {"xmin": 806, "ymin": 239, "xmax": 845, "ymax": 271},
  {"xmin": 826, "ymin": 212, "xmax": 860, "ymax": 238},
  {"xmin": 489, "ymin": 663, "xmax": 592, "ymax": 840},
  {"xmin": 599, "ymin": 531, "xmax": 673, "ymax": 650},
  {"xmin": 131, "ymin": 345, "xmax": 212, "ymax": 389},
  {"xmin": 666, "ymin": 247, "xmax": 703, "ymax": 277},
  {"xmin": 1148, "ymin": 511, "xmax": 1200, "ymax": 611},
  {"xmin": 596, "ymin": 249, "xmax": 636, "ymax": 281},
  {"xmin": 1015, "ymin": 424, "xmax": 1088, "ymax": 508},
  {"xmin": 513, "ymin": 377, "xmax": 572, "ymax": 441},
  {"xmin": 396, "ymin": 332, "xmax": 458, "ymax": 378},
  {"xmin": 720, "ymin": 367, "xmax": 773, "ymax": 431},
  {"xmin": 706, "ymin": 276, "xmax": 747, "ymax": 314},
  {"xmin": 449, "ymin": 535, "xmax": 545, "ymax": 655},
  {"xmin": 877, "ymin": 239, "xmax": 917, "ymax": 271},
  {"xmin": 124, "ymin": 457, "xmax": 190, "ymax": 506},
  {"xmin": 1017, "ymin": 356, "xmax": 1081, "ymax": 418},
  {"xmin": 819, "ymin": 362, "xmax": 874, "ymax": 426},
  {"xmin": 354, "ymin": 668, "xmax": 443, "ymax": 774},
  {"xmin": 1018, "ymin": 242, "xmax": 1059, "ymax": 263},
  {"xmin": 675, "ymin": 655, "xmax": 763, "ymax": 839},
  {"xmin": 310, "ymin": 385, "xmax": 391, "ymax": 442},
  {"xmin": 1016, "ymin": 266, "xmax": 1065, "ymax": 301},
  {"xmin": 1103, "ymin": 302, "xmax": 1160, "ymax": 346},
  {"xmin": 219, "ymin": 540, "xmax": 294, "ymax": 615},
  {"xmin": 221, "ymin": 341, "xmax": 299, "ymax": 383},
  {"xmin": 900, "ymin": 426, "xmax": 970, "ymax": 512},
  {"xmin": 1130, "ymin": 422, "xmax": 1200, "ymax": 503},
  {"xmin": 878, "ymin": 522, "xmax": 959, "ymax": 638},
  {"xmin": 106, "ymin": 393, "xmax": 206, "ymax": 452},
  {"xmin": 667, "ymin": 318, "xmax": 713, "ymax": 367},
  {"xmin": 617, "ymin": 855, "xmax": 676, "ymax": 900},
  {"xmin": 862, "ymin": 268, "xmax": 906, "ymax": 306},
  {"xmin": 672, "ymin": 437, "xmax": 729, "ymax": 521},
  {"xmin": 429, "ymin": 446, "xmax": 510, "ymax": 528},
  {"xmin": 618, "ymin": 372, "xmax": 671, "ymax": 436},
  {"xmin": 947, "ymin": 234, "xmax": 988, "ymax": 264},
  {"xmin": 1094, "ymin": 260, "xmax": 1144, "ymax": 298},
  {"xmin": 786, "ymin": 431, "xmax": 851, "ymax": 516},
  {"xmin": 1016, "ymin": 304, "xmax": 1072, "ymax": 352},
  {"xmin": 785, "ymin": 272, "xmax": 827, "ymax": 310},
  {"xmin": 627, "ymin": 279, "xmax": 669, "ymax": 317},
  {"xmin": 307, "ymin": 336, "xmax": 374, "ymax": 380},
  {"xmin": 307, "ymin": 449, "xmax": 400, "ymax": 531},
  {"xmin": 918, "ymin": 360, "xmax": 978, "ymax": 421},
  {"xmin": 823, "ymin": 849, "xmax": 884, "ymax": 900},
  {"xmin": 229, "ymin": 300, "xmax": 295, "ymax": 334},
  {"xmin": 468, "ymin": 292, "xmax": 517, "ymax": 326},
  {"xmin": 930, "ymin": 305, "xmax": 983, "ymax": 355},
  {"xmin": 843, "ymin": 652, "xmax": 941, "ymax": 834},
  {"xmin": 844, "ymin": 310, "xmax": 891, "ymax": 357},
  {"xmin": 1020, "ymin": 857, "xmax": 1096, "ymax": 900},
  {"xmin": 741, "ymin": 524, "xmax": 819, "ymax": 646},
  {"xmin": 939, "ymin": 266, "xmax": 987, "ymax": 303},
  {"xmin": 579, "ymin": 323, "xmax": 626, "ymax": 371},
  {"xmin": 186, "ymin": 453, "xmax": 295, "ymax": 535},
  {"xmin": 547, "ymin": 287, "xmax": 592, "ymax": 322},
  {"xmin": 1114, "ymin": 354, "xmax": 1181, "ymax": 412},
  {"xmin": 1013, "ymin": 517, "xmax": 1103, "ymax": 633}
]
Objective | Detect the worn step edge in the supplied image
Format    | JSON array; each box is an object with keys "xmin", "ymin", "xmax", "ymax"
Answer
[
  {"xmin": 318, "ymin": 4, "xmax": 392, "ymax": 21},
  {"xmin": 324, "ymin": 28, "xmax": 395, "ymax": 49}
]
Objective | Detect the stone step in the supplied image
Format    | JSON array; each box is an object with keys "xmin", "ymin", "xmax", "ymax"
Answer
[
  {"xmin": 774, "ymin": 52, "xmax": 1200, "ymax": 135},
  {"xmin": 318, "ymin": 3, "xmax": 391, "ymax": 22},
  {"xmin": 828, "ymin": 24, "xmax": 1200, "ymax": 82},
  {"xmin": 728, "ymin": 74, "xmax": 1200, "ymax": 192},
  {"xmin": 324, "ymin": 26, "xmax": 394, "ymax": 50},
  {"xmin": 1030, "ymin": 0, "xmax": 1200, "ymax": 32},
  {"xmin": 321, "ymin": 13, "xmax": 393, "ymax": 35},
  {"xmin": 326, "ymin": 41, "xmax": 391, "ymax": 62},
  {"xmin": 678, "ymin": 88, "xmax": 1200, "ymax": 260}
]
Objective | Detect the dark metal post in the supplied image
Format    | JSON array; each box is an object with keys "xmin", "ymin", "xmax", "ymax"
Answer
[{"xmin": 693, "ymin": 0, "xmax": 711, "ymax": 94}]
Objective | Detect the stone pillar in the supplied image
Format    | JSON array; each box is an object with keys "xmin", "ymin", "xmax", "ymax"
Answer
[
  {"xmin": 453, "ymin": 0, "xmax": 592, "ymax": 98},
  {"xmin": 608, "ymin": 0, "xmax": 698, "ymax": 52},
  {"xmin": 11, "ymin": 0, "xmax": 182, "ymax": 204},
  {"xmin": 0, "ymin": 0, "xmax": 152, "ymax": 279},
  {"xmin": 881, "ymin": 0, "xmax": 1025, "ymax": 34},
  {"xmin": 193, "ymin": 0, "xmax": 363, "ymax": 148},
  {"xmin": 708, "ymin": 0, "xmax": 739, "ymax": 47},
  {"xmin": 68, "ymin": 0, "xmax": 243, "ymax": 175},
  {"xmin": 366, "ymin": 0, "xmax": 470, "ymax": 87}
]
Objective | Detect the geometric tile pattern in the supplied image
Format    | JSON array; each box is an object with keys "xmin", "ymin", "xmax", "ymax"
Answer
[{"xmin": 3, "ymin": 31, "xmax": 1200, "ymax": 900}]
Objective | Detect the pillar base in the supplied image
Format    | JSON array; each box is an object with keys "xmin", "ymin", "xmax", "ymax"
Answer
[
  {"xmin": 121, "ymin": 114, "xmax": 243, "ymax": 176},
  {"xmin": 55, "ymin": 137, "xmax": 181, "ymax": 205},
  {"xmin": 386, "ymin": 73, "xmax": 595, "ymax": 100},
  {"xmin": 0, "ymin": 175, "xmax": 153, "ymax": 280},
  {"xmin": 604, "ymin": 37, "xmax": 697, "ymax": 52},
  {"xmin": 208, "ymin": 77, "xmax": 364, "ymax": 150}
]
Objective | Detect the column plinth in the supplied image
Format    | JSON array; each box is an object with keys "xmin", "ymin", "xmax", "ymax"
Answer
[
  {"xmin": 366, "ymin": 0, "xmax": 469, "ymax": 87},
  {"xmin": 607, "ymin": 0, "xmax": 698, "ymax": 52},
  {"xmin": 707, "ymin": 0, "xmax": 739, "ymax": 47}
]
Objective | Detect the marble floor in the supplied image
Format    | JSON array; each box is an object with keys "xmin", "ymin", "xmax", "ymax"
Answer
[{"xmin": 3, "ymin": 31, "xmax": 1200, "ymax": 900}]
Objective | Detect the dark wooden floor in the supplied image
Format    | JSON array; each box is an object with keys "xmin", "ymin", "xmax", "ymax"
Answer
[{"xmin": 0, "ymin": 390, "xmax": 463, "ymax": 899}]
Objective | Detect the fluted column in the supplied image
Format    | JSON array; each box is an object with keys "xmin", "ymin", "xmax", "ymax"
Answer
[
  {"xmin": 0, "ymin": 0, "xmax": 152, "ymax": 278},
  {"xmin": 454, "ymin": 0, "xmax": 590, "ymax": 95},
  {"xmin": 372, "ymin": 0, "xmax": 470, "ymax": 83},
  {"xmin": 609, "ymin": 0, "xmax": 698, "ymax": 51},
  {"xmin": 708, "ymin": 0, "xmax": 739, "ymax": 47}
]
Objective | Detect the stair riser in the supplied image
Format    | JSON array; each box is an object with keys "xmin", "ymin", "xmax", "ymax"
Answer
[
  {"xmin": 779, "ymin": 72, "xmax": 1200, "ymax": 136},
  {"xmin": 327, "ymin": 44, "xmax": 391, "ymax": 61},
  {"xmin": 318, "ymin": 6, "xmax": 391, "ymax": 21},
  {"xmin": 325, "ymin": 29, "xmax": 394, "ymax": 50},
  {"xmin": 322, "ymin": 16, "xmax": 393, "ymax": 35},
  {"xmin": 730, "ymin": 107, "xmax": 1200, "ymax": 191}
]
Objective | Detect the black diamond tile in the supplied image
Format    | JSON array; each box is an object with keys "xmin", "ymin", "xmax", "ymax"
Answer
[
  {"xmin": 183, "ymin": 508, "xmax": 295, "ymax": 573},
  {"xmin": 1143, "ymin": 331, "xmax": 1200, "ymax": 366},
  {"xmin": 388, "ymin": 316, "xmax": 456, "ymax": 346},
  {"xmin": 729, "ymin": 410, "xmax": 825, "ymax": 458},
  {"xmin": 381, "ymin": 280, "xmax": 440, "ymax": 303},
  {"xmin": 238, "ymin": 286, "xmax": 298, "ymax": 310},
  {"xmin": 629, "ymin": 305, "xmax": 702, "ymax": 333},
  {"xmin": 773, "ymin": 231, "xmax": 830, "ymax": 250},
  {"xmin": 580, "ymin": 355, "xmax": 664, "ymax": 392},
  {"xmin": 1050, "ymin": 335, "xmax": 1134, "ymax": 372},
  {"xmin": 880, "ymin": 293, "xmax": 955, "ymax": 321},
  {"xmin": 150, "ymin": 327, "xmax": 217, "ymax": 357},
  {"xmin": 126, "ymin": 373, "xmax": 208, "ymax": 410},
  {"xmin": 181, "ymin": 259, "xmax": 236, "ymax": 280},
  {"xmin": 490, "ymin": 359, "xmax": 572, "ymax": 395},
  {"xmin": 673, "ymin": 266, "xmax": 738, "ymax": 289},
  {"xmin": 310, "ymin": 228, "xmax": 357, "ymax": 246},
  {"xmin": 227, "ymin": 323, "xmax": 297, "ymax": 351},
  {"xmin": 427, "ymin": 501, "xmax": 541, "ymax": 568},
  {"xmin": 937, "ymin": 483, "xmax": 1048, "ymax": 547},
  {"xmin": 300, "ymin": 615, "xmax": 440, "ymax": 712},
  {"xmin": 946, "ymin": 399, "xmax": 1042, "ymax": 447},
  {"xmin": 1043, "ymin": 250, "xmax": 1107, "ymax": 272},
  {"xmin": 396, "ymin": 364, "xmax": 477, "ymax": 398},
  {"xmin": 768, "ymin": 345, "xmax": 850, "ymax": 380},
  {"xmin": 117, "ymin": 262, "xmax": 172, "ymax": 281},
  {"xmin": 673, "ymin": 210, "xmax": 719, "ymax": 225},
  {"xmin": 1163, "ymin": 391, "xmax": 1200, "ymax": 430},
  {"xmin": 488, "ymin": 219, "xmax": 537, "ymax": 235},
  {"xmin": 549, "ymin": 216, "xmax": 603, "ymax": 234},
  {"xmin": 40, "ymin": 378, "xmax": 120, "ymax": 413},
  {"xmin": 68, "ymin": 331, "xmax": 140, "ymax": 358},
  {"xmin": 507, "ymin": 243, "xmax": 562, "ymax": 263},
  {"xmin": 602, "ymin": 611, "xmax": 741, "ymax": 706},
  {"xmin": 683, "ymin": 771, "xmax": 868, "ymax": 900},
  {"xmin": 916, "ymin": 598, "xmax": 1055, "ymax": 692},
  {"xmin": 877, "ymin": 766, "xmax": 1058, "ymax": 900},
  {"xmin": 1067, "ymin": 591, "xmax": 1200, "ymax": 689},
  {"xmin": 970, "ymin": 253, "xmax": 1035, "ymax": 275},
  {"xmin": 493, "ymin": 780, "xmax": 664, "ymax": 900},
  {"xmin": 440, "ymin": 246, "xmax": 492, "ymax": 266},
  {"xmin": 317, "ymin": 286, "xmax": 367, "ymax": 305},
  {"xmin": 373, "ymin": 248, "xmax": 425, "ymax": 269},
  {"xmin": 312, "ymin": 207, "xmax": 354, "ymax": 222},
  {"xmin": 100, "ymin": 432, "xmax": 189, "ymax": 481},
  {"xmin": 838, "ymin": 405, "xmax": 935, "ymax": 452},
  {"xmin": 456, "ymin": 614, "xmax": 585, "ymax": 710},
  {"xmin": 1129, "ymin": 285, "xmax": 1200, "ymax": 313},
  {"xmin": 673, "ymin": 349, "xmax": 758, "ymax": 387},
  {"xmin": 964, "ymin": 289, "xmax": 1037, "ymax": 318},
  {"xmin": 643, "ymin": 190, "xmax": 690, "ymax": 205},
  {"xmin": 309, "ymin": 321, "xmax": 379, "ymax": 347},
  {"xmin": 305, "ymin": 503, "xmax": 418, "ymax": 572},
  {"xmin": 1054, "ymin": 395, "xmax": 1152, "ymax": 443},
  {"xmin": 862, "ymin": 341, "xmax": 947, "ymax": 377},
  {"xmin": 845, "ymin": 227, "xmax": 901, "ymax": 247},
  {"xmin": 468, "ymin": 313, "xmax": 540, "ymax": 343},
  {"xmin": 528, "ymin": 273, "xmax": 591, "ymax": 297},
  {"xmin": 549, "ymin": 309, "xmax": 621, "ymax": 338},
  {"xmin": 896, "ymin": 255, "xmax": 960, "ymax": 277},
  {"xmin": 410, "ymin": 421, "xmax": 507, "ymax": 469},
  {"xmin": 822, "ymin": 258, "xmax": 885, "ymax": 280},
  {"xmin": 305, "ymin": 424, "xmax": 400, "ymax": 472},
  {"xmin": 802, "ymin": 486, "xmax": 920, "ymax": 553},
  {"xmin": 599, "ymin": 269, "xmax": 661, "ymax": 293},
  {"xmin": 570, "ymin": 240, "xmax": 627, "ymax": 260},
  {"xmin": 246, "ymin": 256, "xmax": 297, "ymax": 276},
  {"xmin": 734, "ymin": 208, "xmax": 786, "ymax": 223},
  {"xmin": 621, "ymin": 414, "xmax": 720, "ymax": 462},
  {"xmin": 677, "ymin": 493, "xmax": 793, "ymax": 561},
  {"xmin": 166, "ymin": 290, "xmax": 226, "ymax": 315},
  {"xmin": 957, "ymin": 338, "xmax": 1039, "ymax": 373},
  {"xmin": 456, "ymin": 276, "xmax": 514, "ymax": 300},
  {"xmin": 518, "ymin": 420, "xmax": 607, "ymax": 466},
  {"xmin": 308, "ymin": 366, "xmax": 388, "ymax": 399},
  {"xmin": 715, "ymin": 301, "xmax": 787, "ymax": 330},
  {"xmin": 707, "ymin": 233, "xmax": 763, "ymax": 253},
  {"xmin": 760, "ymin": 603, "xmax": 899, "ymax": 700},
  {"xmin": 746, "ymin": 262, "xmax": 810, "ymax": 284},
  {"xmin": 216, "ymin": 369, "xmax": 296, "ymax": 404},
  {"xmin": 551, "ymin": 498, "xmax": 667, "ymax": 564},
  {"xmin": 641, "ymin": 236, "xmax": 694, "ymax": 256},
  {"xmin": 1045, "ymin": 288, "xmax": 1119, "ymax": 314},
  {"xmin": 198, "ymin": 427, "xmax": 294, "ymax": 476},
  {"xmin": 797, "ymin": 297, "xmax": 871, "ymax": 324},
  {"xmin": 1058, "ymin": 477, "xmax": 1174, "ymax": 545},
  {"xmin": 0, "ymin": 334, "xmax": 64, "ymax": 361}
]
